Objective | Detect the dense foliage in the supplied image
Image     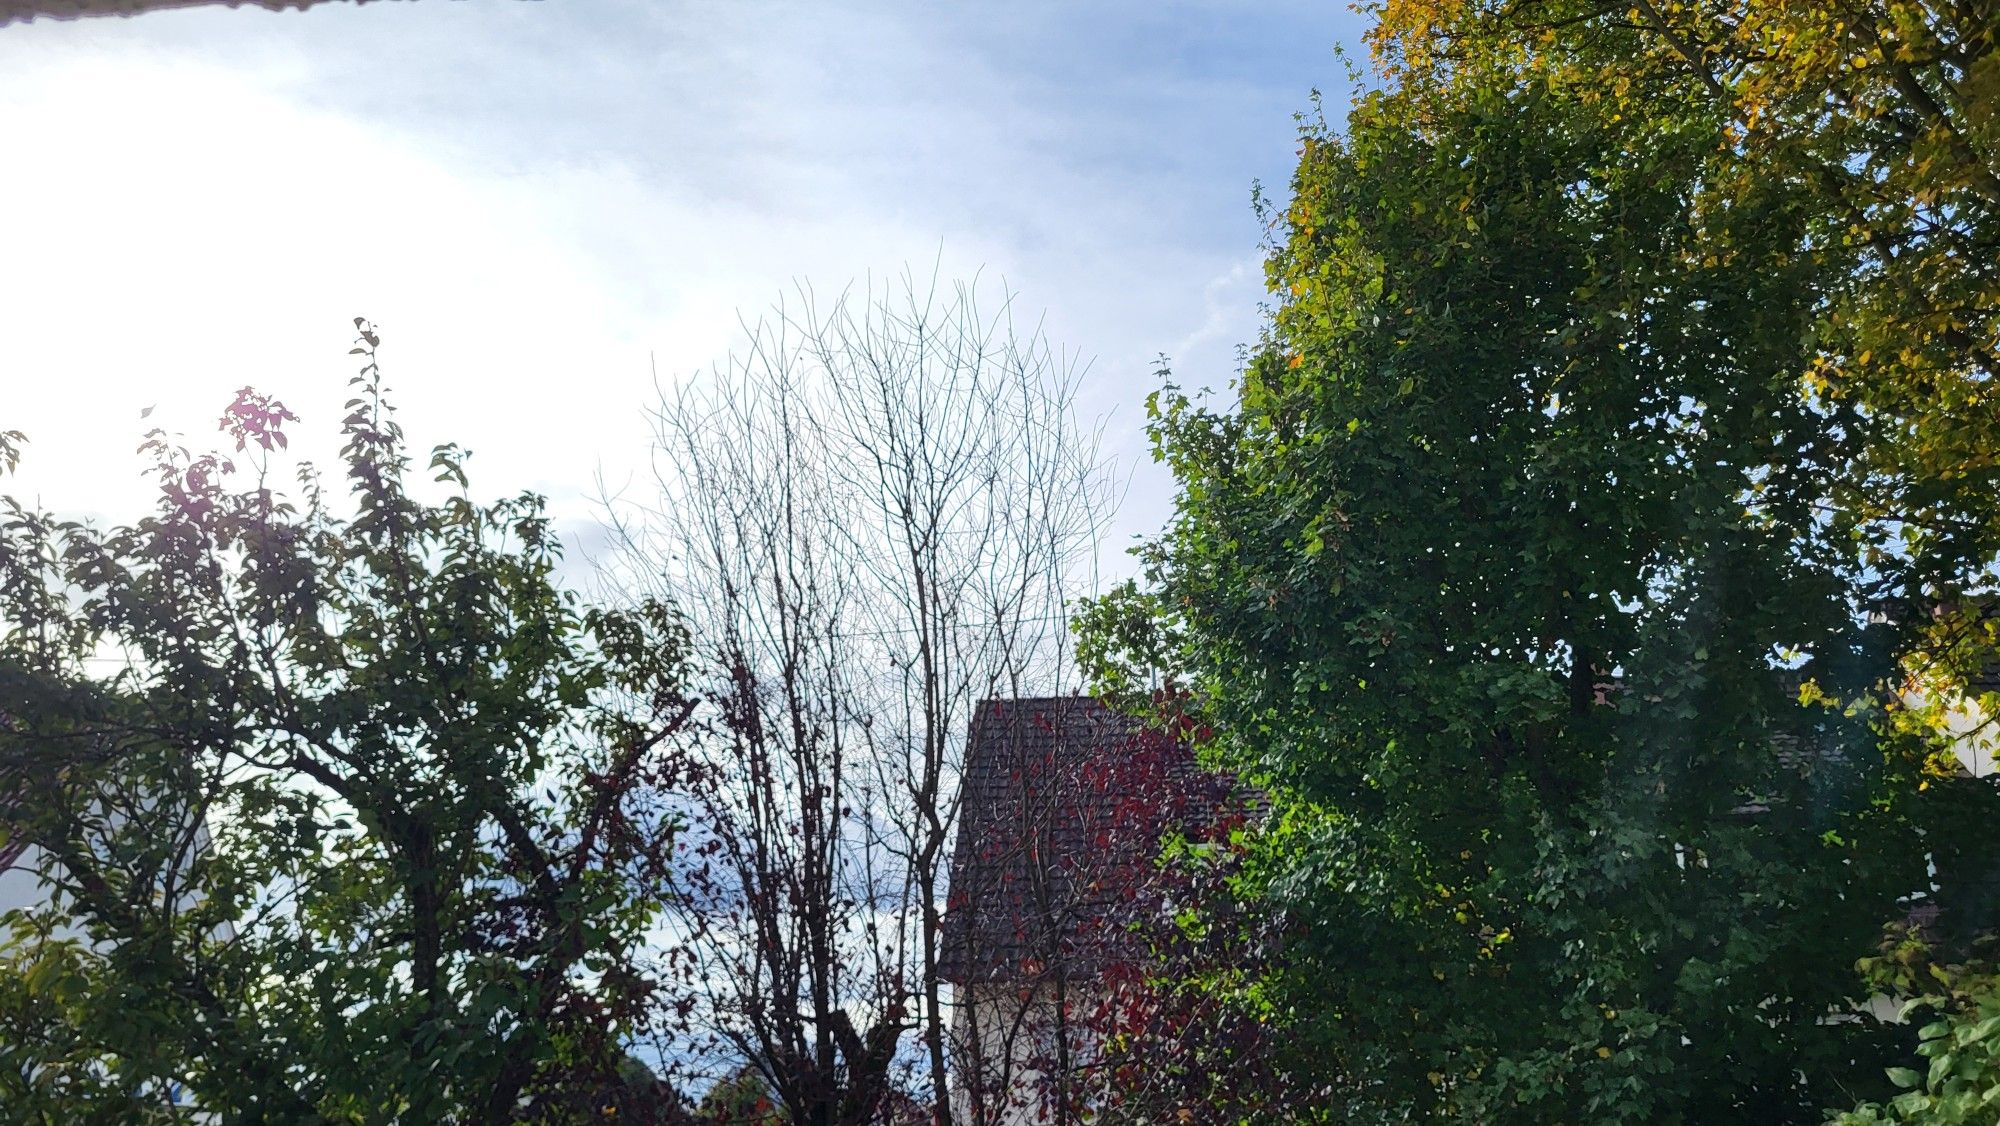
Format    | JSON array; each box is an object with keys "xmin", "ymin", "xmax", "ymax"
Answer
[
  {"xmin": 1088, "ymin": 1, "xmax": 2000, "ymax": 1121},
  {"xmin": 1836, "ymin": 929, "xmax": 2000, "ymax": 1124},
  {"xmin": 1372, "ymin": 0, "xmax": 2000, "ymax": 598},
  {"xmin": 0, "ymin": 326, "xmax": 694, "ymax": 1122}
]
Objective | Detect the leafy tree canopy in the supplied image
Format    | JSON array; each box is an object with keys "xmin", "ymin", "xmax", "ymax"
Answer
[
  {"xmin": 1371, "ymin": 0, "xmax": 2000, "ymax": 660},
  {"xmin": 0, "ymin": 324, "xmax": 694, "ymax": 1122},
  {"xmin": 1089, "ymin": 2, "xmax": 2000, "ymax": 1120},
  {"xmin": 1835, "ymin": 928, "xmax": 2000, "ymax": 1125}
]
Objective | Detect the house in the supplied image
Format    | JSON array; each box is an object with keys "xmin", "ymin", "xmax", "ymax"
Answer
[{"xmin": 939, "ymin": 696, "xmax": 1241, "ymax": 1125}]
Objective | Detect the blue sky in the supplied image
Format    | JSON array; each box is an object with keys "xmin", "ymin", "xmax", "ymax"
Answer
[{"xmin": 0, "ymin": 0, "xmax": 1366, "ymax": 575}]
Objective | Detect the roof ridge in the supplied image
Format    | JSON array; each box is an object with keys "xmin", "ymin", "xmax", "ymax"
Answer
[{"xmin": 975, "ymin": 693, "xmax": 1096, "ymax": 708}]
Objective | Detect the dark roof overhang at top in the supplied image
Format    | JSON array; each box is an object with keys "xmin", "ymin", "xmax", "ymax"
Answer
[{"xmin": 0, "ymin": 0, "xmax": 442, "ymax": 26}]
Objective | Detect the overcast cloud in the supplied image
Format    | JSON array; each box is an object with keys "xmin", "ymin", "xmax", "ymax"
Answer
[{"xmin": 0, "ymin": 0, "xmax": 1364, "ymax": 578}]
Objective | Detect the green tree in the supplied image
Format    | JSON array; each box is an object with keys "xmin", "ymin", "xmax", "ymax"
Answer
[
  {"xmin": 695, "ymin": 1066, "xmax": 784, "ymax": 1124},
  {"xmin": 1092, "ymin": 10, "xmax": 2000, "ymax": 1118},
  {"xmin": 0, "ymin": 323, "xmax": 695, "ymax": 1121},
  {"xmin": 1370, "ymin": 0, "xmax": 2000, "ymax": 608},
  {"xmin": 1369, "ymin": 0, "xmax": 2000, "ymax": 796},
  {"xmin": 1836, "ymin": 929, "xmax": 2000, "ymax": 1125}
]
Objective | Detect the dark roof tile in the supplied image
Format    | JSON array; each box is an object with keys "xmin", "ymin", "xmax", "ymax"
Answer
[{"xmin": 939, "ymin": 696, "xmax": 1241, "ymax": 984}]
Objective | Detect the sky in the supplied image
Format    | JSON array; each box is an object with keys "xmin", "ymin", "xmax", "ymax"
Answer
[{"xmin": 0, "ymin": 0, "xmax": 1367, "ymax": 582}]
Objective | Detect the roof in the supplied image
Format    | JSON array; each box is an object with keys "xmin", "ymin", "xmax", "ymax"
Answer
[{"xmin": 939, "ymin": 696, "xmax": 1243, "ymax": 985}]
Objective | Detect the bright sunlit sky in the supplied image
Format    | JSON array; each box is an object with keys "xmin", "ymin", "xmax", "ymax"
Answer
[{"xmin": 1, "ymin": 1, "xmax": 1365, "ymax": 580}]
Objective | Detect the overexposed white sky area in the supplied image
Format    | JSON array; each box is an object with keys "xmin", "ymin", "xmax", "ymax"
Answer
[{"xmin": 0, "ymin": 0, "xmax": 1364, "ymax": 579}]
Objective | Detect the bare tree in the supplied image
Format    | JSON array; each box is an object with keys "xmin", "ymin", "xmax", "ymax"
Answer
[{"xmin": 600, "ymin": 269, "xmax": 1114, "ymax": 1122}]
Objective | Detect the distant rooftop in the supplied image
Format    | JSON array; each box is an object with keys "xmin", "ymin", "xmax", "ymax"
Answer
[{"xmin": 940, "ymin": 696, "xmax": 1242, "ymax": 985}]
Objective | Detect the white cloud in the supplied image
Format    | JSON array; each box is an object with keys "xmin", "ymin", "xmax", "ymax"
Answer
[{"xmin": 0, "ymin": 1, "xmax": 1361, "ymax": 580}]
